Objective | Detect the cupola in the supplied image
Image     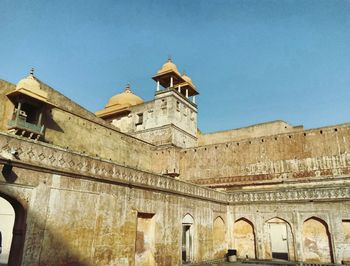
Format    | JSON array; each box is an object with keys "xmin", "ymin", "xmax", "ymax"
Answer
[
  {"xmin": 152, "ymin": 58, "xmax": 199, "ymax": 104},
  {"xmin": 6, "ymin": 69, "xmax": 54, "ymax": 140},
  {"xmin": 96, "ymin": 84, "xmax": 144, "ymax": 120},
  {"xmin": 152, "ymin": 58, "xmax": 184, "ymax": 89}
]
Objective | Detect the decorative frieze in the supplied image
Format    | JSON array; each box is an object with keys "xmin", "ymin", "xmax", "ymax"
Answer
[
  {"xmin": 1, "ymin": 133, "xmax": 349, "ymax": 205},
  {"xmin": 228, "ymin": 185, "xmax": 350, "ymax": 204},
  {"xmin": 0, "ymin": 133, "xmax": 227, "ymax": 203}
]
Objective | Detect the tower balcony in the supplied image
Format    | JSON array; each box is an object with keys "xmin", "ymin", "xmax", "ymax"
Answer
[{"xmin": 8, "ymin": 115, "xmax": 44, "ymax": 140}]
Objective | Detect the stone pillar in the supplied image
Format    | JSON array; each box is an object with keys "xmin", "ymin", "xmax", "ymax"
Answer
[
  {"xmin": 227, "ymin": 206, "xmax": 235, "ymax": 250},
  {"xmin": 294, "ymin": 212, "xmax": 303, "ymax": 262},
  {"xmin": 186, "ymin": 89, "xmax": 189, "ymax": 98},
  {"xmin": 156, "ymin": 81, "xmax": 160, "ymax": 91},
  {"xmin": 37, "ymin": 112, "xmax": 43, "ymax": 126},
  {"xmin": 170, "ymin": 77, "xmax": 173, "ymax": 88},
  {"xmin": 15, "ymin": 102, "xmax": 22, "ymax": 121},
  {"xmin": 178, "ymin": 85, "xmax": 181, "ymax": 93},
  {"xmin": 192, "ymin": 96, "xmax": 196, "ymax": 104},
  {"xmin": 254, "ymin": 216, "xmax": 264, "ymax": 259}
]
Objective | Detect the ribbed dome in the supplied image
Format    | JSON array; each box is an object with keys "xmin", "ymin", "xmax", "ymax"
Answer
[
  {"xmin": 157, "ymin": 58, "xmax": 180, "ymax": 75},
  {"xmin": 16, "ymin": 73, "xmax": 41, "ymax": 92},
  {"xmin": 105, "ymin": 85, "xmax": 143, "ymax": 109}
]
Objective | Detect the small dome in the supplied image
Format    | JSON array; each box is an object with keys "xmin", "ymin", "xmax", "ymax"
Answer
[
  {"xmin": 106, "ymin": 85, "xmax": 143, "ymax": 109},
  {"xmin": 182, "ymin": 73, "xmax": 196, "ymax": 88},
  {"xmin": 16, "ymin": 73, "xmax": 41, "ymax": 92},
  {"xmin": 9, "ymin": 69, "xmax": 50, "ymax": 103},
  {"xmin": 157, "ymin": 58, "xmax": 180, "ymax": 75}
]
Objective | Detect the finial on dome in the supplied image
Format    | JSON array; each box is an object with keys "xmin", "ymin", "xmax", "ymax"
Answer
[
  {"xmin": 125, "ymin": 83, "xmax": 131, "ymax": 93},
  {"xmin": 167, "ymin": 55, "xmax": 172, "ymax": 62},
  {"xmin": 30, "ymin": 67, "xmax": 34, "ymax": 76}
]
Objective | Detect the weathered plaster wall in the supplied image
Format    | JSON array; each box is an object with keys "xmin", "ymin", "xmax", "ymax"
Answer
[
  {"xmin": 0, "ymin": 175, "xmax": 226, "ymax": 266},
  {"xmin": 0, "ymin": 79, "xmax": 161, "ymax": 174},
  {"xmin": 0, "ymin": 132, "xmax": 350, "ymax": 265},
  {"xmin": 230, "ymin": 199, "xmax": 350, "ymax": 264},
  {"xmin": 180, "ymin": 123, "xmax": 350, "ymax": 189},
  {"xmin": 132, "ymin": 125, "xmax": 197, "ymax": 148},
  {"xmin": 212, "ymin": 217, "xmax": 227, "ymax": 259},
  {"xmin": 0, "ymin": 80, "xmax": 15, "ymax": 131},
  {"xmin": 44, "ymin": 107, "xmax": 156, "ymax": 173},
  {"xmin": 198, "ymin": 120, "xmax": 303, "ymax": 146},
  {"xmin": 232, "ymin": 218, "xmax": 256, "ymax": 259},
  {"xmin": 0, "ymin": 133, "xmax": 227, "ymax": 265},
  {"xmin": 110, "ymin": 90, "xmax": 198, "ymax": 148}
]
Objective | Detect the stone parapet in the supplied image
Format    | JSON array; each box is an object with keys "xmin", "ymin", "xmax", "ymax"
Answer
[
  {"xmin": 1, "ymin": 132, "xmax": 349, "ymax": 206},
  {"xmin": 0, "ymin": 132, "xmax": 226, "ymax": 203},
  {"xmin": 228, "ymin": 184, "xmax": 350, "ymax": 204}
]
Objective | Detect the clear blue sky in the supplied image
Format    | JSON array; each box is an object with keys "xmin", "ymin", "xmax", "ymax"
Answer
[{"xmin": 1, "ymin": 0, "xmax": 350, "ymax": 133}]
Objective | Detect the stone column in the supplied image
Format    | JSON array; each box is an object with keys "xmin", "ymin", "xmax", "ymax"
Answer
[
  {"xmin": 186, "ymin": 89, "xmax": 189, "ymax": 98},
  {"xmin": 254, "ymin": 215, "xmax": 264, "ymax": 259},
  {"xmin": 227, "ymin": 206, "xmax": 235, "ymax": 249},
  {"xmin": 294, "ymin": 212, "xmax": 303, "ymax": 262},
  {"xmin": 192, "ymin": 96, "xmax": 196, "ymax": 104},
  {"xmin": 15, "ymin": 102, "xmax": 22, "ymax": 122},
  {"xmin": 170, "ymin": 77, "xmax": 173, "ymax": 88},
  {"xmin": 37, "ymin": 112, "xmax": 43, "ymax": 126},
  {"xmin": 156, "ymin": 81, "xmax": 160, "ymax": 91}
]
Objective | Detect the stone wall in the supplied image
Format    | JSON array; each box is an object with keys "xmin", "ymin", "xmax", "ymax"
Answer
[
  {"xmin": 179, "ymin": 123, "xmax": 350, "ymax": 189},
  {"xmin": 230, "ymin": 199, "xmax": 350, "ymax": 263},
  {"xmin": 110, "ymin": 89, "xmax": 198, "ymax": 148},
  {"xmin": 0, "ymin": 133, "xmax": 226, "ymax": 265},
  {"xmin": 198, "ymin": 120, "xmax": 303, "ymax": 146},
  {"xmin": 0, "ymin": 133, "xmax": 349, "ymax": 264},
  {"xmin": 0, "ymin": 80, "xmax": 15, "ymax": 131},
  {"xmin": 0, "ymin": 79, "xmax": 161, "ymax": 174}
]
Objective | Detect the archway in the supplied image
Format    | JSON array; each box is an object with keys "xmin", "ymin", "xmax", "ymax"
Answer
[
  {"xmin": 0, "ymin": 193, "xmax": 26, "ymax": 266},
  {"xmin": 0, "ymin": 197, "xmax": 15, "ymax": 265},
  {"xmin": 182, "ymin": 214, "xmax": 194, "ymax": 263},
  {"xmin": 302, "ymin": 217, "xmax": 333, "ymax": 263},
  {"xmin": 265, "ymin": 217, "xmax": 295, "ymax": 261},
  {"xmin": 233, "ymin": 218, "xmax": 256, "ymax": 259},
  {"xmin": 213, "ymin": 216, "xmax": 226, "ymax": 259}
]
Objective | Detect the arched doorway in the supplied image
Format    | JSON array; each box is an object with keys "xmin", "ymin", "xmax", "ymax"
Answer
[
  {"xmin": 182, "ymin": 214, "xmax": 194, "ymax": 263},
  {"xmin": 265, "ymin": 217, "xmax": 295, "ymax": 261},
  {"xmin": 0, "ymin": 197, "xmax": 15, "ymax": 265},
  {"xmin": 213, "ymin": 216, "xmax": 226, "ymax": 259},
  {"xmin": 0, "ymin": 193, "xmax": 26, "ymax": 266},
  {"xmin": 302, "ymin": 217, "xmax": 333, "ymax": 263},
  {"xmin": 233, "ymin": 218, "xmax": 256, "ymax": 259}
]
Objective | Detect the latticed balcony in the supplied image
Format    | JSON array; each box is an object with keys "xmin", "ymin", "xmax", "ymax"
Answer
[
  {"xmin": 7, "ymin": 107, "xmax": 44, "ymax": 140},
  {"xmin": 8, "ymin": 118, "xmax": 44, "ymax": 135}
]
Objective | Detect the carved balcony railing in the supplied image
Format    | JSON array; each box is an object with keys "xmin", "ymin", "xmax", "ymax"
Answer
[{"xmin": 8, "ymin": 117, "xmax": 44, "ymax": 138}]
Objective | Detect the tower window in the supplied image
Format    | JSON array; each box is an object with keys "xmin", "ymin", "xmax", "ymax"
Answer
[
  {"xmin": 136, "ymin": 113, "xmax": 143, "ymax": 125},
  {"xmin": 161, "ymin": 99, "xmax": 167, "ymax": 109}
]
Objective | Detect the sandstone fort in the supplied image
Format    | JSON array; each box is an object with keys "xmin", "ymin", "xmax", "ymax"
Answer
[{"xmin": 0, "ymin": 59, "xmax": 349, "ymax": 265}]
